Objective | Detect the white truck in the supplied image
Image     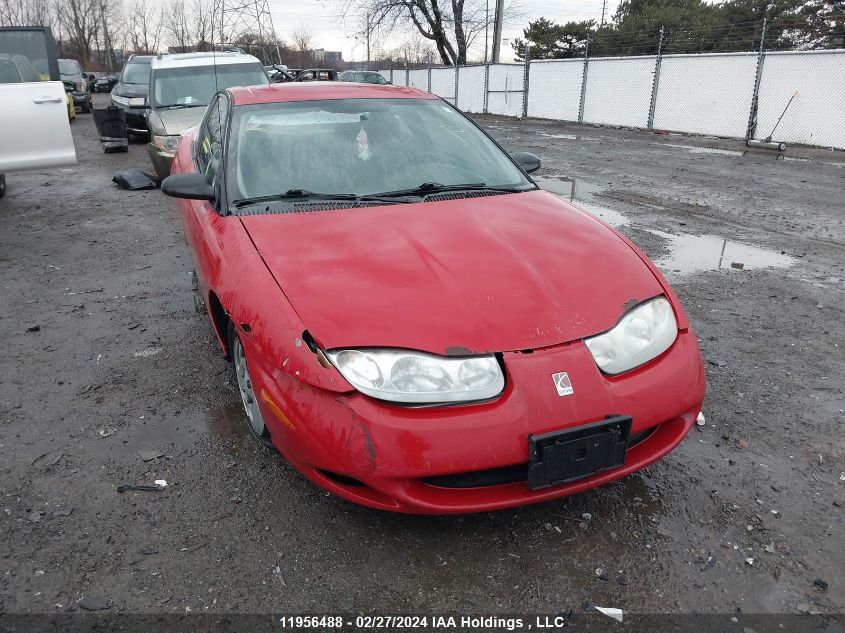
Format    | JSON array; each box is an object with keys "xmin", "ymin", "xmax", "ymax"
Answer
[{"xmin": 0, "ymin": 26, "xmax": 77, "ymax": 198}]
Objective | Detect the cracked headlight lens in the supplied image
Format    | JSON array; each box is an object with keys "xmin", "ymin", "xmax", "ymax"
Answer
[
  {"xmin": 326, "ymin": 348, "xmax": 504, "ymax": 404},
  {"xmin": 584, "ymin": 296, "xmax": 678, "ymax": 375}
]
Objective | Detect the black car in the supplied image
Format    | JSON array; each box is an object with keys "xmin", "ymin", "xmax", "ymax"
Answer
[
  {"xmin": 58, "ymin": 58, "xmax": 91, "ymax": 112},
  {"xmin": 111, "ymin": 55, "xmax": 152, "ymax": 137},
  {"xmin": 94, "ymin": 74, "xmax": 118, "ymax": 92}
]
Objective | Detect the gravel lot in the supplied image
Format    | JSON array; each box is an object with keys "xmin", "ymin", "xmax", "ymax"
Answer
[{"xmin": 1, "ymin": 94, "xmax": 843, "ymax": 627}]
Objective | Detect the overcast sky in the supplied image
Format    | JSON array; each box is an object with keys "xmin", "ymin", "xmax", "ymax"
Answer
[{"xmin": 265, "ymin": 0, "xmax": 621, "ymax": 62}]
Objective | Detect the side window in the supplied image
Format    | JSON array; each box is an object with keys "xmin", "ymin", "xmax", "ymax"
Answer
[
  {"xmin": 18, "ymin": 57, "xmax": 40, "ymax": 82},
  {"xmin": 196, "ymin": 95, "xmax": 229, "ymax": 181}
]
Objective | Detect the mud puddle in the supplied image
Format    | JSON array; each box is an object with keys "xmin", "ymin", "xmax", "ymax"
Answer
[
  {"xmin": 645, "ymin": 229, "xmax": 796, "ymax": 274},
  {"xmin": 660, "ymin": 143, "xmax": 746, "ymax": 157},
  {"xmin": 536, "ymin": 175, "xmax": 796, "ymax": 276},
  {"xmin": 538, "ymin": 132, "xmax": 580, "ymax": 141}
]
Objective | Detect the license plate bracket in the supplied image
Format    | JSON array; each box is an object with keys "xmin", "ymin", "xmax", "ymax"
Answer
[{"xmin": 527, "ymin": 416, "xmax": 632, "ymax": 490}]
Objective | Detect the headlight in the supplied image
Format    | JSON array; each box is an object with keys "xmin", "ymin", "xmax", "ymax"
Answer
[
  {"xmin": 152, "ymin": 135, "xmax": 180, "ymax": 153},
  {"xmin": 325, "ymin": 348, "xmax": 505, "ymax": 404},
  {"xmin": 75, "ymin": 80, "xmax": 85, "ymax": 92},
  {"xmin": 111, "ymin": 94, "xmax": 129, "ymax": 106},
  {"xmin": 128, "ymin": 97, "xmax": 146, "ymax": 108},
  {"xmin": 584, "ymin": 296, "xmax": 677, "ymax": 375}
]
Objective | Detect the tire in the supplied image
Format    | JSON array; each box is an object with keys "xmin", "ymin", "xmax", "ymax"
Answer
[
  {"xmin": 0, "ymin": 174, "xmax": 6, "ymax": 199},
  {"xmin": 228, "ymin": 321, "xmax": 277, "ymax": 452}
]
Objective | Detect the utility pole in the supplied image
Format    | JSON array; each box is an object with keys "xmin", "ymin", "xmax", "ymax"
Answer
[
  {"xmin": 366, "ymin": 12, "xmax": 371, "ymax": 70},
  {"xmin": 491, "ymin": 0, "xmax": 504, "ymax": 63},
  {"xmin": 600, "ymin": 0, "xmax": 607, "ymax": 28},
  {"xmin": 484, "ymin": 0, "xmax": 489, "ymax": 63}
]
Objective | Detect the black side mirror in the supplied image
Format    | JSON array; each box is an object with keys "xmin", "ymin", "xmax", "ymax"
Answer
[
  {"xmin": 512, "ymin": 152, "xmax": 541, "ymax": 174},
  {"xmin": 161, "ymin": 173, "xmax": 215, "ymax": 201}
]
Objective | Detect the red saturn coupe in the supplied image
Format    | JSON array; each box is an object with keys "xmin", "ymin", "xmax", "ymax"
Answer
[{"xmin": 161, "ymin": 82, "xmax": 705, "ymax": 514}]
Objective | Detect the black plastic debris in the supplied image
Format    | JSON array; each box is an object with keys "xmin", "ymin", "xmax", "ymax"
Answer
[
  {"xmin": 92, "ymin": 106, "xmax": 128, "ymax": 153},
  {"xmin": 112, "ymin": 169, "xmax": 160, "ymax": 191}
]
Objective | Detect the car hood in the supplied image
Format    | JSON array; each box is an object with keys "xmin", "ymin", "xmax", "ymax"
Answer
[
  {"xmin": 239, "ymin": 190, "xmax": 664, "ymax": 354},
  {"xmin": 154, "ymin": 108, "xmax": 206, "ymax": 135},
  {"xmin": 114, "ymin": 82, "xmax": 148, "ymax": 98}
]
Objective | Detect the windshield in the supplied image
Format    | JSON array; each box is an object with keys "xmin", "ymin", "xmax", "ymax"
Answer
[
  {"xmin": 121, "ymin": 61, "xmax": 151, "ymax": 85},
  {"xmin": 227, "ymin": 98, "xmax": 531, "ymax": 203},
  {"xmin": 152, "ymin": 63, "xmax": 268, "ymax": 108},
  {"xmin": 58, "ymin": 60, "xmax": 80, "ymax": 76}
]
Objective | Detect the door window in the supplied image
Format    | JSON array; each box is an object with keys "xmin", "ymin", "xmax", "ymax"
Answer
[
  {"xmin": 196, "ymin": 95, "xmax": 229, "ymax": 182},
  {"xmin": 0, "ymin": 27, "xmax": 59, "ymax": 81}
]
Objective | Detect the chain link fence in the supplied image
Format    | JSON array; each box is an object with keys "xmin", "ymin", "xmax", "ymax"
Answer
[
  {"xmin": 756, "ymin": 50, "xmax": 844, "ymax": 148},
  {"xmin": 376, "ymin": 45, "xmax": 845, "ymax": 149},
  {"xmin": 583, "ymin": 55, "xmax": 656, "ymax": 128},
  {"xmin": 652, "ymin": 52, "xmax": 759, "ymax": 138}
]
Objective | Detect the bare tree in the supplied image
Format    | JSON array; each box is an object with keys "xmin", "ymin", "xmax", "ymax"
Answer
[
  {"xmin": 59, "ymin": 0, "xmax": 100, "ymax": 63},
  {"xmin": 127, "ymin": 0, "xmax": 162, "ymax": 53},
  {"xmin": 192, "ymin": 0, "xmax": 212, "ymax": 50},
  {"xmin": 291, "ymin": 24, "xmax": 313, "ymax": 53},
  {"xmin": 0, "ymin": 0, "xmax": 53, "ymax": 27},
  {"xmin": 288, "ymin": 24, "xmax": 314, "ymax": 66},
  {"xmin": 163, "ymin": 0, "xmax": 192, "ymax": 50},
  {"xmin": 343, "ymin": 0, "xmax": 520, "ymax": 65}
]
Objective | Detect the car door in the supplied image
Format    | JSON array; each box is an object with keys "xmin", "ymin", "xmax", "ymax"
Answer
[
  {"xmin": 0, "ymin": 27, "xmax": 76, "ymax": 172},
  {"xmin": 184, "ymin": 95, "xmax": 229, "ymax": 295}
]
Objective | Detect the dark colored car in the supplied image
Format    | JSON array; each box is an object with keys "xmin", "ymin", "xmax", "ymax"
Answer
[
  {"xmin": 266, "ymin": 65, "xmax": 297, "ymax": 83},
  {"xmin": 338, "ymin": 70, "xmax": 389, "ymax": 85},
  {"xmin": 58, "ymin": 58, "xmax": 91, "ymax": 112},
  {"xmin": 94, "ymin": 74, "xmax": 118, "ymax": 92},
  {"xmin": 111, "ymin": 55, "xmax": 153, "ymax": 137},
  {"xmin": 294, "ymin": 68, "xmax": 337, "ymax": 81},
  {"xmin": 82, "ymin": 70, "xmax": 96, "ymax": 91}
]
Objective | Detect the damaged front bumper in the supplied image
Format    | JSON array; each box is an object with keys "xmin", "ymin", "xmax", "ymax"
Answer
[{"xmin": 246, "ymin": 330, "xmax": 705, "ymax": 514}]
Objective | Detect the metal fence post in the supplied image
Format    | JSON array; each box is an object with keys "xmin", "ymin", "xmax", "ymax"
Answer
[
  {"xmin": 455, "ymin": 64, "xmax": 460, "ymax": 105},
  {"xmin": 578, "ymin": 36, "xmax": 591, "ymax": 124},
  {"xmin": 406, "ymin": 66, "xmax": 410, "ymax": 87},
  {"xmin": 428, "ymin": 66, "xmax": 432, "ymax": 92},
  {"xmin": 389, "ymin": 66, "xmax": 393, "ymax": 84},
  {"xmin": 483, "ymin": 63, "xmax": 490, "ymax": 114},
  {"xmin": 647, "ymin": 27, "xmax": 664, "ymax": 129},
  {"xmin": 522, "ymin": 47, "xmax": 531, "ymax": 118},
  {"xmin": 746, "ymin": 17, "xmax": 767, "ymax": 140}
]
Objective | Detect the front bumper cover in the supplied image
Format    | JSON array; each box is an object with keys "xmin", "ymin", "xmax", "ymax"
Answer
[{"xmin": 246, "ymin": 329, "xmax": 705, "ymax": 514}]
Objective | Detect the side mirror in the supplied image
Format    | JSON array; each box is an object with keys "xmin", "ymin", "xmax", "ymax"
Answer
[
  {"xmin": 161, "ymin": 173, "xmax": 215, "ymax": 201},
  {"xmin": 512, "ymin": 152, "xmax": 541, "ymax": 174}
]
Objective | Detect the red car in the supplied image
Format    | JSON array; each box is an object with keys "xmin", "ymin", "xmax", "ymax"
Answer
[{"xmin": 162, "ymin": 82, "xmax": 705, "ymax": 514}]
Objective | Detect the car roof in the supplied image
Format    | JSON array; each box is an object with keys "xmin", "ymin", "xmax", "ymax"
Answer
[
  {"xmin": 151, "ymin": 51, "xmax": 261, "ymax": 70},
  {"xmin": 229, "ymin": 82, "xmax": 434, "ymax": 106}
]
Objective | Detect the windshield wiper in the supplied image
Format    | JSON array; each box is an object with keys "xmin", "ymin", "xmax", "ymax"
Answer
[
  {"xmin": 233, "ymin": 189, "xmax": 403, "ymax": 209},
  {"xmin": 156, "ymin": 103, "xmax": 207, "ymax": 109},
  {"xmin": 370, "ymin": 182, "xmax": 528, "ymax": 198}
]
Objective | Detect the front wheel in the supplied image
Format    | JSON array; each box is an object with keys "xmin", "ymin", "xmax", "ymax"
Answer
[
  {"xmin": 229, "ymin": 322, "xmax": 276, "ymax": 451},
  {"xmin": 0, "ymin": 174, "xmax": 6, "ymax": 198}
]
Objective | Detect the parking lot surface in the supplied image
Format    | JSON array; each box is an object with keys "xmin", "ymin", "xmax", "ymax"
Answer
[{"xmin": 1, "ymin": 94, "xmax": 843, "ymax": 620}]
